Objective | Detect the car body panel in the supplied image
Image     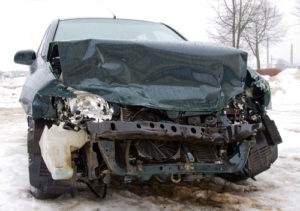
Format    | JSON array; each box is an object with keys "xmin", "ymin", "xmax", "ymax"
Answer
[
  {"xmin": 50, "ymin": 39, "xmax": 248, "ymax": 112},
  {"xmin": 20, "ymin": 39, "xmax": 251, "ymax": 118}
]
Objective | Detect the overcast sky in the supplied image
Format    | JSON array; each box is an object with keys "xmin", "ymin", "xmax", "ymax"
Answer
[{"xmin": 0, "ymin": 0, "xmax": 299, "ymax": 71}]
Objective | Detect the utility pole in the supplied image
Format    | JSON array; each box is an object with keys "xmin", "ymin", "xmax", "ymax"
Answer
[
  {"xmin": 267, "ymin": 38, "xmax": 270, "ymax": 68},
  {"xmin": 290, "ymin": 43, "xmax": 294, "ymax": 67},
  {"xmin": 270, "ymin": 55, "xmax": 275, "ymax": 68}
]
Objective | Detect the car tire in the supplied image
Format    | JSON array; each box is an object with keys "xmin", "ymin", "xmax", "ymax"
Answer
[{"xmin": 27, "ymin": 117, "xmax": 74, "ymax": 199}]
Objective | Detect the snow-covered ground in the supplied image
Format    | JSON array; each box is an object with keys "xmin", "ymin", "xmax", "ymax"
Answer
[
  {"xmin": 0, "ymin": 72, "xmax": 26, "ymax": 108},
  {"xmin": 0, "ymin": 69, "xmax": 300, "ymax": 211}
]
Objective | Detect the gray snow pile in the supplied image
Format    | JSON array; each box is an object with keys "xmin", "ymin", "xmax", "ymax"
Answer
[
  {"xmin": 269, "ymin": 68, "xmax": 300, "ymax": 112},
  {"xmin": 0, "ymin": 71, "xmax": 27, "ymax": 108},
  {"xmin": 0, "ymin": 69, "xmax": 299, "ymax": 210}
]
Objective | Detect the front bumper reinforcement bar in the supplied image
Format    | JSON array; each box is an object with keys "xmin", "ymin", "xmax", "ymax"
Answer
[{"xmin": 87, "ymin": 121, "xmax": 262, "ymax": 144}]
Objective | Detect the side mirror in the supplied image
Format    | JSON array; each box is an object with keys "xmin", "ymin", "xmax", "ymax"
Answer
[{"xmin": 14, "ymin": 50, "xmax": 36, "ymax": 65}]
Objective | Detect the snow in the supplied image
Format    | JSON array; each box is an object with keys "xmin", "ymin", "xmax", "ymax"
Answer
[
  {"xmin": 0, "ymin": 69, "xmax": 300, "ymax": 210},
  {"xmin": 0, "ymin": 74, "xmax": 26, "ymax": 108},
  {"xmin": 269, "ymin": 68, "xmax": 300, "ymax": 113}
]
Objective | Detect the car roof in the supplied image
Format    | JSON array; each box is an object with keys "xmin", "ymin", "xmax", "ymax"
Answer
[{"xmin": 59, "ymin": 17, "xmax": 160, "ymax": 25}]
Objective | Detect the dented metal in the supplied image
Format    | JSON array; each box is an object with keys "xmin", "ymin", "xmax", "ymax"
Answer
[{"xmin": 48, "ymin": 39, "xmax": 248, "ymax": 112}]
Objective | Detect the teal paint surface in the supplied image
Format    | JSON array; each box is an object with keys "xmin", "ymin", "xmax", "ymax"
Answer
[{"xmin": 51, "ymin": 39, "xmax": 248, "ymax": 112}]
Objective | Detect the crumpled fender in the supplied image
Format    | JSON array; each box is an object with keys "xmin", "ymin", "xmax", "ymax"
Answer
[{"xmin": 19, "ymin": 57, "xmax": 75, "ymax": 119}]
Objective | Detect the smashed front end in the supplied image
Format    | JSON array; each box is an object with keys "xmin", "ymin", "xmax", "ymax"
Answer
[{"xmin": 20, "ymin": 39, "xmax": 282, "ymax": 196}]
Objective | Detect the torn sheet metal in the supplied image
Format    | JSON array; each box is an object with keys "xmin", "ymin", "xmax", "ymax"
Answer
[
  {"xmin": 48, "ymin": 39, "xmax": 248, "ymax": 112},
  {"xmin": 246, "ymin": 67, "xmax": 271, "ymax": 109},
  {"xmin": 39, "ymin": 123, "xmax": 88, "ymax": 180}
]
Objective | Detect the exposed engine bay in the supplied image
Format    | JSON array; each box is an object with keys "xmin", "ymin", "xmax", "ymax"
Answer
[{"xmin": 36, "ymin": 84, "xmax": 281, "ymax": 198}]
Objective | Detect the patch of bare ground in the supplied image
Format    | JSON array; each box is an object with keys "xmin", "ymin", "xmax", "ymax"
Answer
[
  {"xmin": 256, "ymin": 68, "xmax": 282, "ymax": 77},
  {"xmin": 292, "ymin": 157, "xmax": 300, "ymax": 162},
  {"xmin": 110, "ymin": 176, "xmax": 264, "ymax": 210},
  {"xmin": 285, "ymin": 128, "xmax": 300, "ymax": 133},
  {"xmin": 0, "ymin": 107, "xmax": 24, "ymax": 116},
  {"xmin": 0, "ymin": 107, "xmax": 25, "ymax": 127}
]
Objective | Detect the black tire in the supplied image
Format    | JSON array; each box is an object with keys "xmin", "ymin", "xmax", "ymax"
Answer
[
  {"xmin": 220, "ymin": 130, "xmax": 278, "ymax": 182},
  {"xmin": 27, "ymin": 117, "xmax": 74, "ymax": 199}
]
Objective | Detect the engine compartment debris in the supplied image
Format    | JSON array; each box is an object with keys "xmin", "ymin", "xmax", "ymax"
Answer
[{"xmin": 67, "ymin": 90, "xmax": 113, "ymax": 122}]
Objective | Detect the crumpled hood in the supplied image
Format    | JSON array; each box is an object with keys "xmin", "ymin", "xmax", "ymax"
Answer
[{"xmin": 49, "ymin": 39, "xmax": 248, "ymax": 112}]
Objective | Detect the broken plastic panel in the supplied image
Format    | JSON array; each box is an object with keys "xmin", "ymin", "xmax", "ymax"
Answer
[{"xmin": 39, "ymin": 123, "xmax": 88, "ymax": 180}]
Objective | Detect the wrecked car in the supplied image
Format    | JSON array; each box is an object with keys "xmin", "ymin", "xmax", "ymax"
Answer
[{"xmin": 14, "ymin": 18, "xmax": 282, "ymax": 199}]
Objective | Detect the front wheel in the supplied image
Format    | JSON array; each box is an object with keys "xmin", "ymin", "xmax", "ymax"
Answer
[{"xmin": 27, "ymin": 117, "xmax": 74, "ymax": 199}]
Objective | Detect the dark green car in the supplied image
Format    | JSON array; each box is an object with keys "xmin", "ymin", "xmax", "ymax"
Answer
[{"xmin": 15, "ymin": 18, "xmax": 281, "ymax": 199}]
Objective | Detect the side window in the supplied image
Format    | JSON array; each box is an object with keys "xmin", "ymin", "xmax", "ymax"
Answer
[{"xmin": 37, "ymin": 25, "xmax": 50, "ymax": 57}]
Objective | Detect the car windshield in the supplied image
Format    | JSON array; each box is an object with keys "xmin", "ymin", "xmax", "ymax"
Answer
[{"xmin": 54, "ymin": 19, "xmax": 184, "ymax": 42}]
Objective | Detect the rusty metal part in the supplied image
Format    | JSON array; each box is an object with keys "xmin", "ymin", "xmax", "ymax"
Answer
[
  {"xmin": 97, "ymin": 139, "xmax": 254, "ymax": 176},
  {"xmin": 125, "ymin": 140, "xmax": 134, "ymax": 174},
  {"xmin": 77, "ymin": 178, "xmax": 107, "ymax": 199},
  {"xmin": 171, "ymin": 174, "xmax": 182, "ymax": 183},
  {"xmin": 120, "ymin": 107, "xmax": 139, "ymax": 121},
  {"xmin": 187, "ymin": 116, "xmax": 201, "ymax": 126},
  {"xmin": 84, "ymin": 141, "xmax": 99, "ymax": 180},
  {"xmin": 185, "ymin": 143, "xmax": 219, "ymax": 162},
  {"xmin": 87, "ymin": 121, "xmax": 262, "ymax": 144}
]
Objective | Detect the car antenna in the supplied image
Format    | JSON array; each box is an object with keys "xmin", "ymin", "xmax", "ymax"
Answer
[
  {"xmin": 107, "ymin": 7, "xmax": 116, "ymax": 19},
  {"xmin": 98, "ymin": 0, "xmax": 116, "ymax": 19}
]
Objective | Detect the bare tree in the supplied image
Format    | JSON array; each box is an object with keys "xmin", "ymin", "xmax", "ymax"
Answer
[
  {"xmin": 243, "ymin": 1, "xmax": 284, "ymax": 69},
  {"xmin": 210, "ymin": 0, "xmax": 284, "ymax": 69},
  {"xmin": 210, "ymin": 0, "xmax": 259, "ymax": 49}
]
